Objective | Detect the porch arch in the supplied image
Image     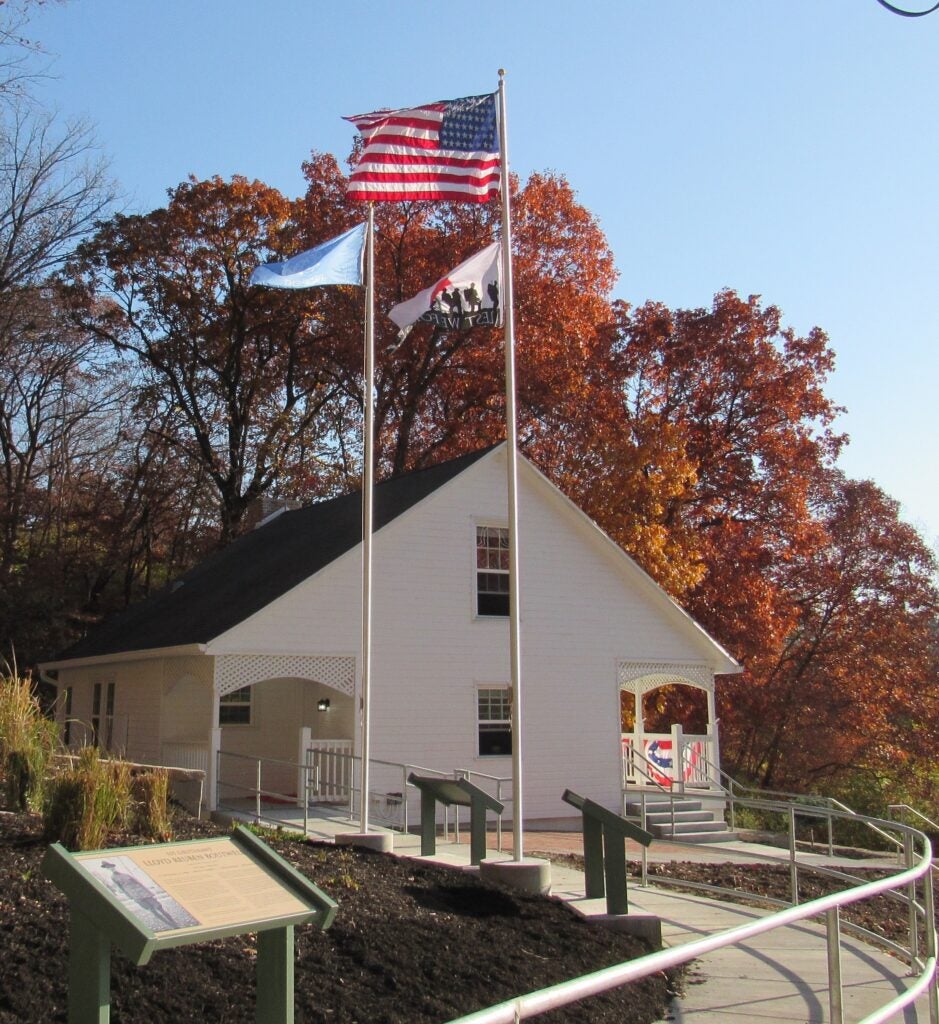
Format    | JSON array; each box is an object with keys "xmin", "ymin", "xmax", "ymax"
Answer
[
  {"xmin": 618, "ymin": 661, "xmax": 715, "ymax": 729},
  {"xmin": 619, "ymin": 660, "xmax": 713, "ymax": 693},
  {"xmin": 207, "ymin": 654, "xmax": 356, "ymax": 811},
  {"xmin": 214, "ymin": 653, "xmax": 356, "ymax": 697},
  {"xmin": 618, "ymin": 661, "xmax": 720, "ymax": 787}
]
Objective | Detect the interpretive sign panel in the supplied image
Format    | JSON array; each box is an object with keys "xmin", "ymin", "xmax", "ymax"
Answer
[
  {"xmin": 76, "ymin": 837, "xmax": 312, "ymax": 936},
  {"xmin": 43, "ymin": 826, "xmax": 337, "ymax": 1024}
]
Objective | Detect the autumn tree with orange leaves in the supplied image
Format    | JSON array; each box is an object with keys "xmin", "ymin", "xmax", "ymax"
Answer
[
  {"xmin": 67, "ymin": 159, "xmax": 626, "ymax": 542},
  {"xmin": 595, "ymin": 291, "xmax": 937, "ymax": 803},
  {"xmin": 722, "ymin": 471, "xmax": 937, "ymax": 794}
]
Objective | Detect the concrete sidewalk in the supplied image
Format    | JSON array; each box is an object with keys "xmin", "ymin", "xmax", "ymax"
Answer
[
  {"xmin": 519, "ymin": 832, "xmax": 935, "ymax": 1023},
  {"xmin": 233, "ymin": 806, "xmax": 936, "ymax": 1022},
  {"xmin": 563, "ymin": 883, "xmax": 932, "ymax": 1023}
]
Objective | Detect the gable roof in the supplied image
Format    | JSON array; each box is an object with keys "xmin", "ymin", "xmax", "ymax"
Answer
[{"xmin": 52, "ymin": 446, "xmax": 495, "ymax": 663}]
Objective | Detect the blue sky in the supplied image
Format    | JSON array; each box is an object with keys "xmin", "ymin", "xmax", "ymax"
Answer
[{"xmin": 25, "ymin": 0, "xmax": 939, "ymax": 553}]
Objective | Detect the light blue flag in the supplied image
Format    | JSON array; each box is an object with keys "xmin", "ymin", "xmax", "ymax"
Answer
[{"xmin": 250, "ymin": 222, "xmax": 366, "ymax": 289}]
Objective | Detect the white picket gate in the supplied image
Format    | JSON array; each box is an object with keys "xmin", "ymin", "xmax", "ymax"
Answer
[{"xmin": 297, "ymin": 729, "xmax": 353, "ymax": 805}]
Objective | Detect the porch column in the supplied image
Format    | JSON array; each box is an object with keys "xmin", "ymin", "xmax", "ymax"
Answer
[
  {"xmin": 706, "ymin": 685, "xmax": 721, "ymax": 788},
  {"xmin": 670, "ymin": 723, "xmax": 685, "ymax": 792},
  {"xmin": 206, "ymin": 690, "xmax": 221, "ymax": 813},
  {"xmin": 704, "ymin": 684, "xmax": 716, "ymax": 786},
  {"xmin": 634, "ymin": 688, "xmax": 644, "ymax": 737}
]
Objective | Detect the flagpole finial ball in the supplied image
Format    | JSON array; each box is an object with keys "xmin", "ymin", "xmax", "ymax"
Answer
[{"xmin": 499, "ymin": 68, "xmax": 506, "ymax": 77}]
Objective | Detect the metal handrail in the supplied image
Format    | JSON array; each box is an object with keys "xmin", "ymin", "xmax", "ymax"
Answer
[
  {"xmin": 642, "ymin": 747, "xmax": 907, "ymax": 858},
  {"xmin": 216, "ymin": 749, "xmax": 301, "ymax": 824},
  {"xmin": 621, "ymin": 745, "xmax": 691, "ymax": 843},
  {"xmin": 298, "ymin": 746, "xmax": 511, "ymax": 843},
  {"xmin": 891, "ymin": 804, "xmax": 939, "ymax": 833},
  {"xmin": 889, "ymin": 805, "xmax": 939, "ymax": 871},
  {"xmin": 622, "ymin": 745, "xmax": 676, "ymax": 799},
  {"xmin": 445, "ymin": 813, "xmax": 938, "ymax": 1024}
]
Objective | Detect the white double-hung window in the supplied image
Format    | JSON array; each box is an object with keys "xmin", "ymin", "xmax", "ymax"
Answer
[
  {"xmin": 477, "ymin": 686, "xmax": 512, "ymax": 756},
  {"xmin": 219, "ymin": 686, "xmax": 252, "ymax": 725},
  {"xmin": 476, "ymin": 525, "xmax": 509, "ymax": 616}
]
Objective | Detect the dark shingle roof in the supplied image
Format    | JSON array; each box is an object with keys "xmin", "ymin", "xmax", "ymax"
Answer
[{"xmin": 54, "ymin": 446, "xmax": 496, "ymax": 662}]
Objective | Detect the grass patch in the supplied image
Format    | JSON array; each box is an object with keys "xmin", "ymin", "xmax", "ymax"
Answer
[{"xmin": 0, "ymin": 670, "xmax": 58, "ymax": 812}]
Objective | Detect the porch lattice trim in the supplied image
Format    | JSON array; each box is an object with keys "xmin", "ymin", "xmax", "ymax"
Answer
[
  {"xmin": 214, "ymin": 654, "xmax": 356, "ymax": 697},
  {"xmin": 618, "ymin": 661, "xmax": 713, "ymax": 695}
]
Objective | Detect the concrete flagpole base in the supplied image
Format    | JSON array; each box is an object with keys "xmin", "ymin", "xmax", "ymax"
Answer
[
  {"xmin": 573, "ymin": 908, "xmax": 663, "ymax": 946},
  {"xmin": 335, "ymin": 832, "xmax": 394, "ymax": 853},
  {"xmin": 479, "ymin": 857, "xmax": 551, "ymax": 895}
]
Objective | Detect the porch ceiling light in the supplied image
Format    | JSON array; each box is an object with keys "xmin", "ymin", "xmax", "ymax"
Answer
[{"xmin": 317, "ymin": 698, "xmax": 331, "ymax": 712}]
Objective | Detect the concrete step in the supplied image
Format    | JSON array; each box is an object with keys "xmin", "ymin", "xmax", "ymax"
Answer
[
  {"xmin": 650, "ymin": 821, "xmax": 737, "ymax": 842},
  {"xmin": 653, "ymin": 819, "xmax": 729, "ymax": 834},
  {"xmin": 624, "ymin": 799, "xmax": 704, "ymax": 815},
  {"xmin": 623, "ymin": 792, "xmax": 737, "ymax": 843},
  {"xmin": 642, "ymin": 810, "xmax": 716, "ymax": 825},
  {"xmin": 664, "ymin": 828, "xmax": 743, "ymax": 845}
]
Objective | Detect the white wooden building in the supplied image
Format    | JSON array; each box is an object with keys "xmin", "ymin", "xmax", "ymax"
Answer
[{"xmin": 39, "ymin": 445, "xmax": 739, "ymax": 825}]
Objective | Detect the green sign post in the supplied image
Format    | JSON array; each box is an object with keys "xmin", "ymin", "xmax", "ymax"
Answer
[
  {"xmin": 561, "ymin": 789, "xmax": 654, "ymax": 915},
  {"xmin": 407, "ymin": 773, "xmax": 504, "ymax": 866},
  {"xmin": 42, "ymin": 825, "xmax": 337, "ymax": 1024}
]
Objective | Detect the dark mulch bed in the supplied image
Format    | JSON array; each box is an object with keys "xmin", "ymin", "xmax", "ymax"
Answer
[{"xmin": 0, "ymin": 811, "xmax": 677, "ymax": 1024}]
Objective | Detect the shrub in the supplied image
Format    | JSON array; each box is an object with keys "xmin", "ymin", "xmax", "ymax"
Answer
[{"xmin": 0, "ymin": 670, "xmax": 58, "ymax": 811}]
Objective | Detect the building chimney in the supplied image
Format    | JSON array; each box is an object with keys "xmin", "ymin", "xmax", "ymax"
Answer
[{"xmin": 243, "ymin": 495, "xmax": 298, "ymax": 531}]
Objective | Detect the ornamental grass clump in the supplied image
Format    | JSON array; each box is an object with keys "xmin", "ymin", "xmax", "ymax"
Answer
[
  {"xmin": 0, "ymin": 669, "xmax": 58, "ymax": 812},
  {"xmin": 131, "ymin": 768, "xmax": 171, "ymax": 840},
  {"xmin": 43, "ymin": 746, "xmax": 133, "ymax": 850}
]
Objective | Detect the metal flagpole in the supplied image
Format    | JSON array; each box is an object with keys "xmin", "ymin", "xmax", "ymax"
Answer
[
  {"xmin": 497, "ymin": 69, "xmax": 524, "ymax": 862},
  {"xmin": 359, "ymin": 203, "xmax": 375, "ymax": 833}
]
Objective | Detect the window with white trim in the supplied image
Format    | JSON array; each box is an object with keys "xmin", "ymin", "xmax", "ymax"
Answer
[
  {"xmin": 477, "ymin": 686, "xmax": 512, "ymax": 756},
  {"xmin": 92, "ymin": 681, "xmax": 115, "ymax": 749},
  {"xmin": 63, "ymin": 686, "xmax": 73, "ymax": 747},
  {"xmin": 476, "ymin": 525, "xmax": 509, "ymax": 616},
  {"xmin": 219, "ymin": 686, "xmax": 252, "ymax": 725}
]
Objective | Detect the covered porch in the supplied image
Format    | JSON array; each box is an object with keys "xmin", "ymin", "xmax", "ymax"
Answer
[
  {"xmin": 619, "ymin": 661, "xmax": 722, "ymax": 792},
  {"xmin": 159, "ymin": 652, "xmax": 358, "ymax": 813}
]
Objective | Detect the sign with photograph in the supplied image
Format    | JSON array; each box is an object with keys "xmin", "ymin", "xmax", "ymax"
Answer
[
  {"xmin": 76, "ymin": 836, "xmax": 312, "ymax": 936},
  {"xmin": 43, "ymin": 826, "xmax": 337, "ymax": 1023}
]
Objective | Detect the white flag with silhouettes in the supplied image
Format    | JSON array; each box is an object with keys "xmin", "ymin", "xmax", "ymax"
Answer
[{"xmin": 389, "ymin": 241, "xmax": 502, "ymax": 338}]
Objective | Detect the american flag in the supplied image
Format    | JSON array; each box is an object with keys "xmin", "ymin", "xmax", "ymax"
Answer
[{"xmin": 344, "ymin": 93, "xmax": 500, "ymax": 203}]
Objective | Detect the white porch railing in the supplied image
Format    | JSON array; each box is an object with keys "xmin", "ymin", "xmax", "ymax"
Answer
[
  {"xmin": 161, "ymin": 740, "xmax": 210, "ymax": 775},
  {"xmin": 297, "ymin": 731, "xmax": 354, "ymax": 804},
  {"xmin": 622, "ymin": 724, "xmax": 716, "ymax": 789},
  {"xmin": 297, "ymin": 733, "xmax": 509, "ymax": 838},
  {"xmin": 159, "ymin": 741, "xmax": 210, "ymax": 817}
]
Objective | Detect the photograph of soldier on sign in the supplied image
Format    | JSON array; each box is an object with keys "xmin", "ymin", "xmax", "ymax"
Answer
[{"xmin": 85, "ymin": 855, "xmax": 199, "ymax": 934}]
